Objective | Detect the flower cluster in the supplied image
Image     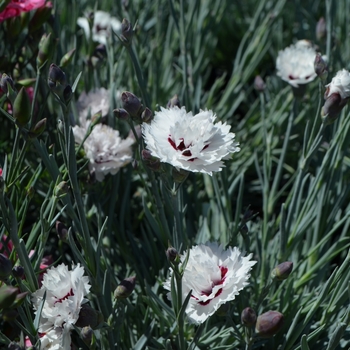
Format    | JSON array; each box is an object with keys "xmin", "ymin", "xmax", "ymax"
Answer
[
  {"xmin": 276, "ymin": 40, "xmax": 318, "ymax": 87},
  {"xmin": 164, "ymin": 242, "xmax": 256, "ymax": 324},
  {"xmin": 31, "ymin": 264, "xmax": 91, "ymax": 349},
  {"xmin": 0, "ymin": 0, "xmax": 46, "ymax": 22},
  {"xmin": 142, "ymin": 107, "xmax": 240, "ymax": 175}
]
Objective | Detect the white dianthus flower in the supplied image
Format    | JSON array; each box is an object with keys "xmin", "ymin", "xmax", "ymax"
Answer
[
  {"xmin": 142, "ymin": 107, "xmax": 240, "ymax": 175},
  {"xmin": 276, "ymin": 41, "xmax": 318, "ymax": 87},
  {"xmin": 324, "ymin": 69, "xmax": 350, "ymax": 100},
  {"xmin": 164, "ymin": 242, "xmax": 256, "ymax": 324}
]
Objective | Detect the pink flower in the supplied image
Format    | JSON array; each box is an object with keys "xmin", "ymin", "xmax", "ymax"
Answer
[{"xmin": 0, "ymin": 0, "xmax": 46, "ymax": 22}]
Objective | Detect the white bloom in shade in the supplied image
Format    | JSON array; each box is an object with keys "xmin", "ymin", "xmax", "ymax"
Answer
[
  {"xmin": 164, "ymin": 242, "xmax": 257, "ymax": 324},
  {"xmin": 77, "ymin": 11, "xmax": 122, "ymax": 45},
  {"xmin": 324, "ymin": 69, "xmax": 350, "ymax": 100},
  {"xmin": 76, "ymin": 88, "xmax": 110, "ymax": 124},
  {"xmin": 31, "ymin": 264, "xmax": 91, "ymax": 337},
  {"xmin": 73, "ymin": 123, "xmax": 134, "ymax": 182},
  {"xmin": 276, "ymin": 41, "xmax": 317, "ymax": 87},
  {"xmin": 142, "ymin": 107, "xmax": 240, "ymax": 175}
]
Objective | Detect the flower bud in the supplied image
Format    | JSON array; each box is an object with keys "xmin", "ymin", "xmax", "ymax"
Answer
[
  {"xmin": 271, "ymin": 261, "xmax": 293, "ymax": 281},
  {"xmin": 255, "ymin": 311, "xmax": 284, "ymax": 338},
  {"xmin": 241, "ymin": 307, "xmax": 257, "ymax": 327},
  {"xmin": 141, "ymin": 149, "xmax": 161, "ymax": 172},
  {"xmin": 113, "ymin": 108, "xmax": 130, "ymax": 120},
  {"xmin": 12, "ymin": 266, "xmax": 24, "ymax": 278},
  {"xmin": 254, "ymin": 75, "xmax": 266, "ymax": 92},
  {"xmin": 75, "ymin": 304, "xmax": 102, "ymax": 329},
  {"xmin": 0, "ymin": 285, "xmax": 18, "ymax": 309},
  {"xmin": 314, "ymin": 54, "xmax": 328, "ymax": 80},
  {"xmin": 54, "ymin": 181, "xmax": 69, "ymax": 198},
  {"xmin": 120, "ymin": 18, "xmax": 133, "ymax": 45},
  {"xmin": 81, "ymin": 326, "xmax": 94, "ymax": 346},
  {"xmin": 13, "ymin": 87, "xmax": 31, "ymax": 127},
  {"xmin": 59, "ymin": 49, "xmax": 76, "ymax": 68},
  {"xmin": 48, "ymin": 64, "xmax": 67, "ymax": 94},
  {"xmin": 63, "ymin": 85, "xmax": 73, "ymax": 104},
  {"xmin": 0, "ymin": 73, "xmax": 15, "ymax": 94},
  {"xmin": 316, "ymin": 17, "xmax": 326, "ymax": 41},
  {"xmin": 141, "ymin": 107, "xmax": 153, "ymax": 123},
  {"xmin": 37, "ymin": 33, "xmax": 54, "ymax": 69},
  {"xmin": 166, "ymin": 246, "xmax": 178, "ymax": 262},
  {"xmin": 29, "ymin": 118, "xmax": 47, "ymax": 139},
  {"xmin": 0, "ymin": 253, "xmax": 12, "ymax": 280},
  {"xmin": 321, "ymin": 93, "xmax": 348, "ymax": 125},
  {"xmin": 172, "ymin": 167, "xmax": 189, "ymax": 183},
  {"xmin": 121, "ymin": 91, "xmax": 143, "ymax": 119},
  {"xmin": 56, "ymin": 221, "xmax": 68, "ymax": 242},
  {"xmin": 167, "ymin": 94, "xmax": 180, "ymax": 108},
  {"xmin": 114, "ymin": 276, "xmax": 136, "ymax": 299}
]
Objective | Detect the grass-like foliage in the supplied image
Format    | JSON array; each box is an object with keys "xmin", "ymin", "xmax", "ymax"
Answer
[{"xmin": 0, "ymin": 0, "xmax": 350, "ymax": 349}]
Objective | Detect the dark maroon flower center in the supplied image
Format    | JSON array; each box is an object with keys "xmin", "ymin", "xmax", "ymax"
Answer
[
  {"xmin": 192, "ymin": 266, "xmax": 228, "ymax": 306},
  {"xmin": 54, "ymin": 288, "xmax": 73, "ymax": 304},
  {"xmin": 168, "ymin": 135, "xmax": 210, "ymax": 161}
]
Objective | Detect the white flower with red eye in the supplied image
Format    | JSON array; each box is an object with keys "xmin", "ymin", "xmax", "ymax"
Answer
[
  {"xmin": 276, "ymin": 41, "xmax": 318, "ymax": 87},
  {"xmin": 164, "ymin": 242, "xmax": 256, "ymax": 324},
  {"xmin": 142, "ymin": 107, "xmax": 240, "ymax": 175}
]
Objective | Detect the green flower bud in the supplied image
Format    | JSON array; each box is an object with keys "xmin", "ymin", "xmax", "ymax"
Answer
[
  {"xmin": 141, "ymin": 107, "xmax": 153, "ymax": 123},
  {"xmin": 13, "ymin": 87, "xmax": 31, "ymax": 127},
  {"xmin": 0, "ymin": 285, "xmax": 18, "ymax": 310},
  {"xmin": 120, "ymin": 18, "xmax": 134, "ymax": 45},
  {"xmin": 59, "ymin": 49, "xmax": 76, "ymax": 68},
  {"xmin": 0, "ymin": 254, "xmax": 12, "ymax": 280},
  {"xmin": 121, "ymin": 91, "xmax": 143, "ymax": 119},
  {"xmin": 241, "ymin": 307, "xmax": 257, "ymax": 327},
  {"xmin": 0, "ymin": 73, "xmax": 15, "ymax": 94},
  {"xmin": 113, "ymin": 108, "xmax": 130, "ymax": 120},
  {"xmin": 48, "ymin": 64, "xmax": 67, "ymax": 94},
  {"xmin": 75, "ymin": 304, "xmax": 102, "ymax": 329},
  {"xmin": 54, "ymin": 181, "xmax": 69, "ymax": 198},
  {"xmin": 81, "ymin": 326, "xmax": 94, "ymax": 346},
  {"xmin": 255, "ymin": 311, "xmax": 284, "ymax": 338},
  {"xmin": 271, "ymin": 261, "xmax": 293, "ymax": 281},
  {"xmin": 56, "ymin": 221, "xmax": 68, "ymax": 242},
  {"xmin": 29, "ymin": 118, "xmax": 47, "ymax": 139},
  {"xmin": 37, "ymin": 33, "xmax": 54, "ymax": 69},
  {"xmin": 114, "ymin": 276, "xmax": 136, "ymax": 299},
  {"xmin": 167, "ymin": 94, "xmax": 180, "ymax": 108}
]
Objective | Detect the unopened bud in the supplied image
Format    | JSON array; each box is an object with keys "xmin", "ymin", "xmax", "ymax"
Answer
[
  {"xmin": 120, "ymin": 18, "xmax": 133, "ymax": 45},
  {"xmin": 167, "ymin": 94, "xmax": 180, "ymax": 108},
  {"xmin": 54, "ymin": 181, "xmax": 69, "ymax": 198},
  {"xmin": 113, "ymin": 108, "xmax": 130, "ymax": 120},
  {"xmin": 56, "ymin": 221, "xmax": 68, "ymax": 242},
  {"xmin": 241, "ymin": 307, "xmax": 257, "ymax": 327},
  {"xmin": 75, "ymin": 304, "xmax": 102, "ymax": 329},
  {"xmin": 255, "ymin": 311, "xmax": 284, "ymax": 338},
  {"xmin": 0, "ymin": 254, "xmax": 12, "ymax": 280},
  {"xmin": 114, "ymin": 276, "xmax": 136, "ymax": 299},
  {"xmin": 121, "ymin": 91, "xmax": 143, "ymax": 119},
  {"xmin": 271, "ymin": 261, "xmax": 293, "ymax": 281},
  {"xmin": 172, "ymin": 167, "xmax": 189, "ymax": 183},
  {"xmin": 29, "ymin": 118, "xmax": 47, "ymax": 138},
  {"xmin": 12, "ymin": 266, "xmax": 24, "ymax": 278},
  {"xmin": 13, "ymin": 87, "xmax": 31, "ymax": 127},
  {"xmin": 37, "ymin": 33, "xmax": 54, "ymax": 69},
  {"xmin": 0, "ymin": 74, "xmax": 15, "ymax": 94},
  {"xmin": 0, "ymin": 285, "xmax": 18, "ymax": 309},
  {"xmin": 316, "ymin": 17, "xmax": 326, "ymax": 41},
  {"xmin": 141, "ymin": 107, "xmax": 153, "ymax": 123},
  {"xmin": 48, "ymin": 64, "xmax": 67, "ymax": 93},
  {"xmin": 81, "ymin": 326, "xmax": 94, "ymax": 346},
  {"xmin": 166, "ymin": 245, "xmax": 178, "ymax": 262},
  {"xmin": 63, "ymin": 85, "xmax": 73, "ymax": 104},
  {"xmin": 60, "ymin": 49, "xmax": 76, "ymax": 68},
  {"xmin": 314, "ymin": 54, "xmax": 328, "ymax": 80},
  {"xmin": 141, "ymin": 149, "xmax": 161, "ymax": 172},
  {"xmin": 254, "ymin": 75, "xmax": 266, "ymax": 92},
  {"xmin": 322, "ymin": 93, "xmax": 348, "ymax": 124}
]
